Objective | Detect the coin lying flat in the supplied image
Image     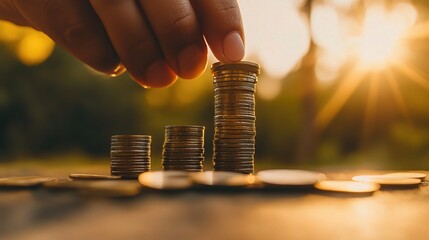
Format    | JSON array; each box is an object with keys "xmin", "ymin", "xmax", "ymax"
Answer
[
  {"xmin": 81, "ymin": 180, "xmax": 141, "ymax": 197},
  {"xmin": 0, "ymin": 176, "xmax": 55, "ymax": 187},
  {"xmin": 383, "ymin": 172, "xmax": 427, "ymax": 180},
  {"xmin": 315, "ymin": 180, "xmax": 380, "ymax": 193},
  {"xmin": 352, "ymin": 175, "xmax": 422, "ymax": 187},
  {"xmin": 69, "ymin": 173, "xmax": 121, "ymax": 180},
  {"xmin": 43, "ymin": 179, "xmax": 91, "ymax": 190},
  {"xmin": 257, "ymin": 169, "xmax": 326, "ymax": 187},
  {"xmin": 138, "ymin": 171, "xmax": 193, "ymax": 190},
  {"xmin": 191, "ymin": 171, "xmax": 255, "ymax": 187}
]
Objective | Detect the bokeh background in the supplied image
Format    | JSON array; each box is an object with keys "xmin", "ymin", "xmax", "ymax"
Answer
[{"xmin": 1, "ymin": 0, "xmax": 429, "ymax": 170}]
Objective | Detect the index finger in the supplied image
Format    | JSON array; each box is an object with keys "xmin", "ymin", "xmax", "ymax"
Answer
[{"xmin": 191, "ymin": 0, "xmax": 245, "ymax": 63}]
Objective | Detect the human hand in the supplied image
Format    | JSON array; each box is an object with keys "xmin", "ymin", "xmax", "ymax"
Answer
[{"xmin": 0, "ymin": 0, "xmax": 245, "ymax": 88}]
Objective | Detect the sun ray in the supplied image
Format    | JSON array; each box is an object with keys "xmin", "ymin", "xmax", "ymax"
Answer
[
  {"xmin": 362, "ymin": 73, "xmax": 379, "ymax": 143},
  {"xmin": 405, "ymin": 19, "xmax": 429, "ymax": 40},
  {"xmin": 316, "ymin": 66, "xmax": 367, "ymax": 130},
  {"xmin": 393, "ymin": 61, "xmax": 429, "ymax": 90},
  {"xmin": 384, "ymin": 70, "xmax": 411, "ymax": 121}
]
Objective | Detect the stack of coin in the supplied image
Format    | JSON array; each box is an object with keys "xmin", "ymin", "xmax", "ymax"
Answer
[
  {"xmin": 162, "ymin": 125, "xmax": 205, "ymax": 172},
  {"xmin": 110, "ymin": 135, "xmax": 151, "ymax": 178},
  {"xmin": 211, "ymin": 61, "xmax": 260, "ymax": 174}
]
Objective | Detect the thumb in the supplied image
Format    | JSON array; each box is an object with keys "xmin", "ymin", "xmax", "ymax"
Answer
[{"xmin": 191, "ymin": 0, "xmax": 245, "ymax": 63}]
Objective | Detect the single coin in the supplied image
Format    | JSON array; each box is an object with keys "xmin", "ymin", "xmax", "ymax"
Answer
[
  {"xmin": 113, "ymin": 174, "xmax": 140, "ymax": 179},
  {"xmin": 0, "ymin": 176, "xmax": 55, "ymax": 187},
  {"xmin": 82, "ymin": 180, "xmax": 141, "ymax": 197},
  {"xmin": 138, "ymin": 171, "xmax": 193, "ymax": 190},
  {"xmin": 165, "ymin": 126, "xmax": 205, "ymax": 132},
  {"xmin": 110, "ymin": 166, "xmax": 151, "ymax": 170},
  {"xmin": 112, "ymin": 135, "xmax": 151, "ymax": 139},
  {"xmin": 163, "ymin": 143, "xmax": 204, "ymax": 147},
  {"xmin": 383, "ymin": 172, "xmax": 427, "ymax": 180},
  {"xmin": 111, "ymin": 171, "xmax": 149, "ymax": 175},
  {"xmin": 110, "ymin": 141, "xmax": 151, "ymax": 145},
  {"xmin": 162, "ymin": 147, "xmax": 204, "ymax": 152},
  {"xmin": 69, "ymin": 174, "xmax": 121, "ymax": 180},
  {"xmin": 213, "ymin": 169, "xmax": 254, "ymax": 174},
  {"xmin": 43, "ymin": 179, "xmax": 89, "ymax": 190},
  {"xmin": 213, "ymin": 148, "xmax": 255, "ymax": 152},
  {"xmin": 110, "ymin": 162, "xmax": 151, "ymax": 166},
  {"xmin": 214, "ymin": 87, "xmax": 255, "ymax": 92},
  {"xmin": 257, "ymin": 169, "xmax": 326, "ymax": 186},
  {"xmin": 352, "ymin": 175, "xmax": 422, "ymax": 187},
  {"xmin": 191, "ymin": 171, "xmax": 256, "ymax": 187},
  {"xmin": 111, "ymin": 156, "xmax": 151, "ymax": 159},
  {"xmin": 315, "ymin": 180, "xmax": 380, "ymax": 193}
]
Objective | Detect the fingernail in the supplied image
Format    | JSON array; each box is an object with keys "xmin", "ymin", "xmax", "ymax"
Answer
[
  {"xmin": 223, "ymin": 31, "xmax": 245, "ymax": 62},
  {"xmin": 110, "ymin": 64, "xmax": 126, "ymax": 77},
  {"xmin": 177, "ymin": 44, "xmax": 207, "ymax": 79},
  {"xmin": 142, "ymin": 60, "xmax": 177, "ymax": 88}
]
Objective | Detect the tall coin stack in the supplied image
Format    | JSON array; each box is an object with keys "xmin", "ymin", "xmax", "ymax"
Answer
[
  {"xmin": 211, "ymin": 61, "xmax": 260, "ymax": 174},
  {"xmin": 110, "ymin": 135, "xmax": 151, "ymax": 178},
  {"xmin": 162, "ymin": 125, "xmax": 205, "ymax": 172}
]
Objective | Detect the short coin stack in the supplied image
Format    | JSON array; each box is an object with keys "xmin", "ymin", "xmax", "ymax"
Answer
[
  {"xmin": 162, "ymin": 125, "xmax": 205, "ymax": 172},
  {"xmin": 212, "ymin": 61, "xmax": 260, "ymax": 174},
  {"xmin": 110, "ymin": 135, "xmax": 151, "ymax": 178}
]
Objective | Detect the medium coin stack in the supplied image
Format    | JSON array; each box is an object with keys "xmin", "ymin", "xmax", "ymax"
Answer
[
  {"xmin": 212, "ymin": 61, "xmax": 260, "ymax": 174},
  {"xmin": 162, "ymin": 125, "xmax": 205, "ymax": 172},
  {"xmin": 110, "ymin": 135, "xmax": 151, "ymax": 178}
]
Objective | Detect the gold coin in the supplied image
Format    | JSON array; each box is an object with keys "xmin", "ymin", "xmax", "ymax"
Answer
[
  {"xmin": 69, "ymin": 173, "xmax": 121, "ymax": 180},
  {"xmin": 191, "ymin": 171, "xmax": 255, "ymax": 187},
  {"xmin": 82, "ymin": 180, "xmax": 141, "ymax": 197},
  {"xmin": 0, "ymin": 176, "xmax": 55, "ymax": 187},
  {"xmin": 315, "ymin": 180, "xmax": 380, "ymax": 193},
  {"xmin": 138, "ymin": 171, "xmax": 193, "ymax": 190}
]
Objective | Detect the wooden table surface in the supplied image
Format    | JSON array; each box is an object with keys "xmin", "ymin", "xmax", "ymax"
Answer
[{"xmin": 1, "ymin": 168, "xmax": 429, "ymax": 240}]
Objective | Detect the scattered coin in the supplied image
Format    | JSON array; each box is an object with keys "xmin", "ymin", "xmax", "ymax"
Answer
[
  {"xmin": 352, "ymin": 175, "xmax": 422, "ymax": 187},
  {"xmin": 383, "ymin": 172, "xmax": 427, "ymax": 180},
  {"xmin": 191, "ymin": 171, "xmax": 256, "ymax": 187},
  {"xmin": 69, "ymin": 173, "xmax": 121, "ymax": 180},
  {"xmin": 43, "ymin": 179, "xmax": 90, "ymax": 190},
  {"xmin": 256, "ymin": 169, "xmax": 326, "ymax": 187},
  {"xmin": 138, "ymin": 171, "xmax": 193, "ymax": 190},
  {"xmin": 0, "ymin": 176, "xmax": 55, "ymax": 188},
  {"xmin": 81, "ymin": 180, "xmax": 141, "ymax": 197},
  {"xmin": 315, "ymin": 180, "xmax": 380, "ymax": 194}
]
